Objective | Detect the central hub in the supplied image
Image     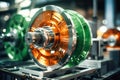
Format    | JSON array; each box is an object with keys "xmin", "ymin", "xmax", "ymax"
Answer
[{"xmin": 26, "ymin": 26, "xmax": 54, "ymax": 49}]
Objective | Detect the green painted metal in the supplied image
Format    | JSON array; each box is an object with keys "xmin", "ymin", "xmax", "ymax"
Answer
[
  {"xmin": 65, "ymin": 10, "xmax": 92, "ymax": 66},
  {"xmin": 4, "ymin": 14, "xmax": 29, "ymax": 61}
]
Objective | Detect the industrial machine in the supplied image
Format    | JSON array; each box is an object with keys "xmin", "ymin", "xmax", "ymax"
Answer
[
  {"xmin": 102, "ymin": 28, "xmax": 120, "ymax": 48},
  {"xmin": 25, "ymin": 5, "xmax": 92, "ymax": 70},
  {"xmin": 0, "ymin": 6, "xmax": 38, "ymax": 60},
  {"xmin": 1, "ymin": 14, "xmax": 30, "ymax": 61},
  {"xmin": 0, "ymin": 5, "xmax": 96, "ymax": 80},
  {"xmin": 1, "ymin": 4, "xmax": 120, "ymax": 80},
  {"xmin": 102, "ymin": 28, "xmax": 120, "ymax": 69},
  {"xmin": 79, "ymin": 28, "xmax": 120, "ymax": 78}
]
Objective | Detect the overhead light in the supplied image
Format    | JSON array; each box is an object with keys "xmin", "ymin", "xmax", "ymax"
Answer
[
  {"xmin": 15, "ymin": 0, "xmax": 31, "ymax": 8},
  {"xmin": 0, "ymin": 1, "xmax": 10, "ymax": 11}
]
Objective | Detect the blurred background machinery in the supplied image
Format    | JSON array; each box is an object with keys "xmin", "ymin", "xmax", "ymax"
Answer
[
  {"xmin": 0, "ymin": 0, "xmax": 120, "ymax": 80},
  {"xmin": 2, "ymin": 14, "xmax": 29, "ymax": 61}
]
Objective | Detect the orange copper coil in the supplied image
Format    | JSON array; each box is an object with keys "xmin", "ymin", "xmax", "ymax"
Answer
[
  {"xmin": 102, "ymin": 28, "xmax": 120, "ymax": 48},
  {"xmin": 29, "ymin": 10, "xmax": 70, "ymax": 67}
]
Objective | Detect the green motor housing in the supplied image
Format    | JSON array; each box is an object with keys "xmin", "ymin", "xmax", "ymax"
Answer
[{"xmin": 4, "ymin": 14, "xmax": 30, "ymax": 61}]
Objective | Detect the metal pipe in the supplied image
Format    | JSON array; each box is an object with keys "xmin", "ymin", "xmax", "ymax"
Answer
[
  {"xmin": 93, "ymin": 0, "xmax": 97, "ymax": 17},
  {"xmin": 105, "ymin": 0, "xmax": 115, "ymax": 28}
]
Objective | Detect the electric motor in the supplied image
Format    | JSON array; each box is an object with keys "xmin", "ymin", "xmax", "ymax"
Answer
[
  {"xmin": 26, "ymin": 5, "xmax": 92, "ymax": 70},
  {"xmin": 102, "ymin": 28, "xmax": 120, "ymax": 48},
  {"xmin": 3, "ymin": 14, "xmax": 30, "ymax": 61}
]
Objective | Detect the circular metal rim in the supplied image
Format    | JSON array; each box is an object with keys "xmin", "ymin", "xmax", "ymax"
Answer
[{"xmin": 28, "ymin": 5, "xmax": 77, "ymax": 70}]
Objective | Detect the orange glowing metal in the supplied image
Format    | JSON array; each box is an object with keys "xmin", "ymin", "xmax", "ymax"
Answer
[
  {"xmin": 29, "ymin": 11, "xmax": 69, "ymax": 66},
  {"xmin": 102, "ymin": 29, "xmax": 120, "ymax": 48}
]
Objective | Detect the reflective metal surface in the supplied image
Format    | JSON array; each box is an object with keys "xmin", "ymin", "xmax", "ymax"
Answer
[
  {"xmin": 102, "ymin": 29, "xmax": 120, "ymax": 48},
  {"xmin": 26, "ymin": 5, "xmax": 92, "ymax": 70}
]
